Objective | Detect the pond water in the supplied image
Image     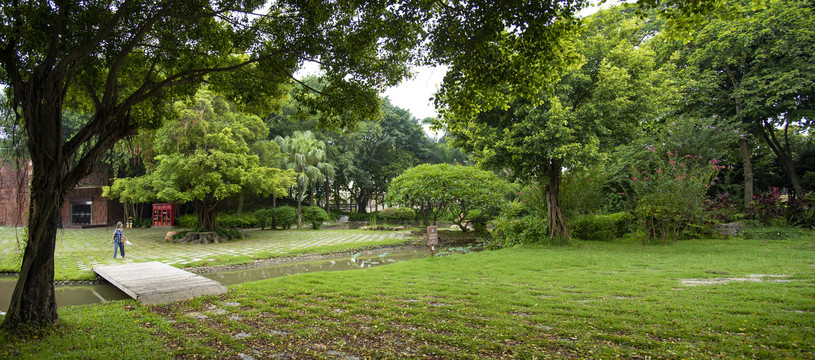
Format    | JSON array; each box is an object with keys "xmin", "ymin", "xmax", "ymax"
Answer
[{"xmin": 0, "ymin": 249, "xmax": 427, "ymax": 313}]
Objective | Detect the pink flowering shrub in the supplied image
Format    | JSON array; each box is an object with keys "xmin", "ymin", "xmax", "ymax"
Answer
[{"xmin": 629, "ymin": 148, "xmax": 725, "ymax": 244}]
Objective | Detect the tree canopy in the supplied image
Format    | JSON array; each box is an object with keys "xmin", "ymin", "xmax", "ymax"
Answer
[
  {"xmin": 447, "ymin": 6, "xmax": 679, "ymax": 239},
  {"xmin": 386, "ymin": 164, "xmax": 510, "ymax": 229},
  {"xmin": 104, "ymin": 90, "xmax": 296, "ymax": 230},
  {"xmin": 674, "ymin": 0, "xmax": 815, "ymax": 201}
]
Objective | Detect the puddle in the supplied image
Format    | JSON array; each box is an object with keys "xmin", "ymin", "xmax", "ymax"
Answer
[
  {"xmin": 681, "ymin": 274, "xmax": 793, "ymax": 286},
  {"xmin": 0, "ymin": 249, "xmax": 426, "ymax": 309}
]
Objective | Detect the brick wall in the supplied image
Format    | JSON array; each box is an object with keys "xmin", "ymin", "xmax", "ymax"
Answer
[
  {"xmin": 0, "ymin": 161, "xmax": 123, "ymax": 227},
  {"xmin": 0, "ymin": 161, "xmax": 30, "ymax": 226}
]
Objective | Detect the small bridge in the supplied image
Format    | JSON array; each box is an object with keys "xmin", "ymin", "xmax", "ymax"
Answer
[{"xmin": 93, "ymin": 261, "xmax": 228, "ymax": 305}]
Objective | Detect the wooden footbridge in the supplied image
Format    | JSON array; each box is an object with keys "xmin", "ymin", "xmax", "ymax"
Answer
[{"xmin": 93, "ymin": 262, "xmax": 228, "ymax": 305}]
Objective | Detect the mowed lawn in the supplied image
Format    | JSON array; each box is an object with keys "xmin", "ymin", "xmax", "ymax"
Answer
[
  {"xmin": 2, "ymin": 228, "xmax": 814, "ymax": 359},
  {"xmin": 0, "ymin": 226, "xmax": 414, "ymax": 280}
]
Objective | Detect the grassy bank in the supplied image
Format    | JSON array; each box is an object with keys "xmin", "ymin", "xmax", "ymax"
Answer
[
  {"xmin": 0, "ymin": 227, "xmax": 412, "ymax": 280},
  {"xmin": 2, "ymin": 230, "xmax": 814, "ymax": 359}
]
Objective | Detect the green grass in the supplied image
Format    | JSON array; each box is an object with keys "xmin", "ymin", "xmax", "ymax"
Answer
[
  {"xmin": 0, "ymin": 227, "xmax": 413, "ymax": 280},
  {"xmin": 2, "ymin": 232, "xmax": 814, "ymax": 359}
]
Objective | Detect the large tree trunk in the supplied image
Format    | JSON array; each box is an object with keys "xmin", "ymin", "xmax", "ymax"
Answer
[
  {"xmin": 738, "ymin": 138, "xmax": 754, "ymax": 208},
  {"xmin": 236, "ymin": 194, "xmax": 244, "ymax": 217},
  {"xmin": 196, "ymin": 200, "xmax": 218, "ymax": 231},
  {"xmin": 3, "ymin": 87, "xmax": 66, "ymax": 330},
  {"xmin": 543, "ymin": 159, "xmax": 569, "ymax": 241},
  {"xmin": 3, "ymin": 179, "xmax": 62, "ymax": 330}
]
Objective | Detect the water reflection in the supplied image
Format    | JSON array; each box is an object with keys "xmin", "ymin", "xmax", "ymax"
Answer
[{"xmin": 0, "ymin": 277, "xmax": 131, "ymax": 311}]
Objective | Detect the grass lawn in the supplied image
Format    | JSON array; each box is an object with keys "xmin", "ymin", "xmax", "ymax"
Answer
[
  {"xmin": 0, "ymin": 227, "xmax": 414, "ymax": 280},
  {"xmin": 2, "ymin": 228, "xmax": 814, "ymax": 359}
]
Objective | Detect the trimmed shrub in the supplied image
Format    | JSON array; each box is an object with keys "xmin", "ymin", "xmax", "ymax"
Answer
[
  {"xmin": 217, "ymin": 213, "xmax": 258, "ymax": 228},
  {"xmin": 302, "ymin": 206, "xmax": 329, "ymax": 230},
  {"xmin": 379, "ymin": 207, "xmax": 416, "ymax": 223},
  {"xmin": 571, "ymin": 212, "xmax": 634, "ymax": 241},
  {"xmin": 255, "ymin": 208, "xmax": 275, "ymax": 230},
  {"xmin": 274, "ymin": 206, "xmax": 297, "ymax": 229},
  {"xmin": 177, "ymin": 214, "xmax": 197, "ymax": 228},
  {"xmin": 347, "ymin": 211, "xmax": 376, "ymax": 222}
]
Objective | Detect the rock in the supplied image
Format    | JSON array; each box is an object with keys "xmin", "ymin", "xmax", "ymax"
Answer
[
  {"xmin": 165, "ymin": 231, "xmax": 181, "ymax": 242},
  {"xmin": 394, "ymin": 226, "xmax": 404, "ymax": 231},
  {"xmin": 338, "ymin": 215, "xmax": 349, "ymax": 222},
  {"xmin": 714, "ymin": 222, "xmax": 743, "ymax": 237}
]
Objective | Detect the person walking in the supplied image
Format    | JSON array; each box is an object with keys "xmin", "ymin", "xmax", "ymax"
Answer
[{"xmin": 111, "ymin": 221, "xmax": 128, "ymax": 259}]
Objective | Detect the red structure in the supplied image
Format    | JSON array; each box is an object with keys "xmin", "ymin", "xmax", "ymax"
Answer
[{"xmin": 152, "ymin": 203, "xmax": 175, "ymax": 227}]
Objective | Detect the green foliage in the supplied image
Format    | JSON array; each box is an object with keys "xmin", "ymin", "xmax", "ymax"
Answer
[
  {"xmin": 386, "ymin": 164, "xmax": 510, "ymax": 230},
  {"xmin": 273, "ymin": 206, "xmax": 298, "ymax": 230},
  {"xmin": 217, "ymin": 214, "xmax": 259, "ymax": 229},
  {"xmin": 674, "ymin": 0, "xmax": 815, "ymax": 198},
  {"xmin": 344, "ymin": 212, "xmax": 377, "ymax": 222},
  {"xmin": 489, "ymin": 215, "xmax": 565, "ymax": 249},
  {"xmin": 561, "ymin": 168, "xmax": 614, "ymax": 218},
  {"xmin": 301, "ymin": 206, "xmax": 329, "ymax": 230},
  {"xmin": 254, "ymin": 209, "xmax": 275, "ymax": 230},
  {"xmin": 104, "ymin": 90, "xmax": 297, "ymax": 231},
  {"xmin": 571, "ymin": 212, "xmax": 635, "ymax": 241},
  {"xmin": 378, "ymin": 207, "xmax": 416, "ymax": 223},
  {"xmin": 630, "ymin": 148, "xmax": 724, "ymax": 244},
  {"xmin": 177, "ymin": 214, "xmax": 198, "ymax": 228}
]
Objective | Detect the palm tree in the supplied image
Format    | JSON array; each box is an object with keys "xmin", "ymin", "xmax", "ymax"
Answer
[{"xmin": 275, "ymin": 130, "xmax": 332, "ymax": 229}]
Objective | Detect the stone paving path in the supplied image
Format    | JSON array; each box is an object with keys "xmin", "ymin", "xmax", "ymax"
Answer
[{"xmin": 0, "ymin": 227, "xmax": 411, "ymax": 276}]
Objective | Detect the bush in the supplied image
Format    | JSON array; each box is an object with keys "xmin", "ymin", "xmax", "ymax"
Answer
[
  {"xmin": 379, "ymin": 207, "xmax": 416, "ymax": 223},
  {"xmin": 630, "ymin": 150, "xmax": 722, "ymax": 244},
  {"xmin": 177, "ymin": 214, "xmax": 197, "ymax": 228},
  {"xmin": 274, "ymin": 206, "xmax": 297, "ymax": 229},
  {"xmin": 346, "ymin": 211, "xmax": 377, "ymax": 222},
  {"xmin": 302, "ymin": 206, "xmax": 329, "ymax": 230},
  {"xmin": 489, "ymin": 215, "xmax": 552, "ymax": 249},
  {"xmin": 217, "ymin": 213, "xmax": 258, "ymax": 228},
  {"xmin": 571, "ymin": 212, "xmax": 634, "ymax": 241},
  {"xmin": 255, "ymin": 208, "xmax": 275, "ymax": 230},
  {"xmin": 746, "ymin": 187, "xmax": 786, "ymax": 225}
]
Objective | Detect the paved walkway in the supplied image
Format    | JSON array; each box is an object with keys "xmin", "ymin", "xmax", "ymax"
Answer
[{"xmin": 0, "ymin": 227, "xmax": 412, "ymax": 276}]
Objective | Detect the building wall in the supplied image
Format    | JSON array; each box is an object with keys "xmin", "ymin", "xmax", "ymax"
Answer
[
  {"xmin": 0, "ymin": 162, "xmax": 30, "ymax": 226},
  {"xmin": 0, "ymin": 162, "xmax": 123, "ymax": 227}
]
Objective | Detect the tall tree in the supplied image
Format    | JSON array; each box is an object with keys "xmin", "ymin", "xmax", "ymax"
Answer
[
  {"xmin": 674, "ymin": 0, "xmax": 815, "ymax": 203},
  {"xmin": 448, "ymin": 6, "xmax": 679, "ymax": 239},
  {"xmin": 105, "ymin": 90, "xmax": 296, "ymax": 230},
  {"xmin": 275, "ymin": 130, "xmax": 329, "ymax": 229}
]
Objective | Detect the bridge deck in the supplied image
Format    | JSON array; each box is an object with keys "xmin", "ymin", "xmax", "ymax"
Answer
[{"xmin": 93, "ymin": 261, "xmax": 227, "ymax": 305}]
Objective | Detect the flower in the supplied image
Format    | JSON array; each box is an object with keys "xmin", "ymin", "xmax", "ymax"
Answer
[{"xmin": 632, "ymin": 177, "xmax": 637, "ymax": 181}]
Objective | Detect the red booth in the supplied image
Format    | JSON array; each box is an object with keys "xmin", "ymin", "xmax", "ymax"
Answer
[{"xmin": 152, "ymin": 203, "xmax": 175, "ymax": 227}]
